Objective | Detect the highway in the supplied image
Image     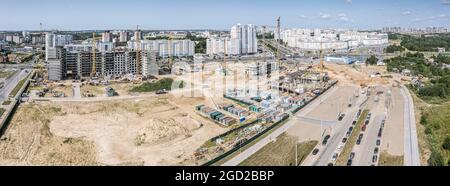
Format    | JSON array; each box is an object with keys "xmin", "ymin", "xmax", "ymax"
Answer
[
  {"xmin": 401, "ymin": 85, "xmax": 420, "ymax": 166},
  {"xmin": 0, "ymin": 69, "xmax": 30, "ymax": 101},
  {"xmin": 221, "ymin": 85, "xmax": 339, "ymax": 166}
]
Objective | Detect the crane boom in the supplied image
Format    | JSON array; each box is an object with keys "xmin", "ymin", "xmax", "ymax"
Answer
[{"xmin": 91, "ymin": 33, "xmax": 99, "ymax": 77}]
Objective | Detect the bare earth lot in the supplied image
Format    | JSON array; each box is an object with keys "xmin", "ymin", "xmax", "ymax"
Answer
[{"xmin": 0, "ymin": 94, "xmax": 226, "ymax": 166}]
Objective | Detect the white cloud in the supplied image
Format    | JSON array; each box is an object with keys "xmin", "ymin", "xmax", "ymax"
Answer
[
  {"xmin": 401, "ymin": 11, "xmax": 412, "ymax": 16},
  {"xmin": 345, "ymin": 0, "xmax": 353, "ymax": 4},
  {"xmin": 319, "ymin": 13, "xmax": 330, "ymax": 19},
  {"xmin": 412, "ymin": 13, "xmax": 450, "ymax": 22},
  {"xmin": 337, "ymin": 13, "xmax": 352, "ymax": 22},
  {"xmin": 300, "ymin": 15, "xmax": 308, "ymax": 19},
  {"xmin": 442, "ymin": 0, "xmax": 450, "ymax": 5}
]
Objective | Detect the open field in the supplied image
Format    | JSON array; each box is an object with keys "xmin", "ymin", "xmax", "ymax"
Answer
[
  {"xmin": 0, "ymin": 103, "xmax": 98, "ymax": 165},
  {"xmin": 418, "ymin": 101, "xmax": 450, "ymax": 166},
  {"xmin": 0, "ymin": 93, "xmax": 226, "ymax": 165},
  {"xmin": 239, "ymin": 133, "xmax": 317, "ymax": 166},
  {"xmin": 379, "ymin": 151, "xmax": 404, "ymax": 166}
]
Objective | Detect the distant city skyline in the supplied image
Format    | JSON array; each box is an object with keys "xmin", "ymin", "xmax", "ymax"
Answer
[{"xmin": 1, "ymin": 0, "xmax": 450, "ymax": 31}]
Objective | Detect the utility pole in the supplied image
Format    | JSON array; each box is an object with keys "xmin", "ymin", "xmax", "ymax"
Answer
[{"xmin": 295, "ymin": 143, "xmax": 298, "ymax": 166}]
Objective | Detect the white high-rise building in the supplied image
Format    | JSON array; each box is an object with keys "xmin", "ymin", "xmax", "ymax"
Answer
[
  {"xmin": 128, "ymin": 40, "xmax": 195, "ymax": 57},
  {"xmin": 102, "ymin": 31, "xmax": 112, "ymax": 42},
  {"xmin": 45, "ymin": 33, "xmax": 73, "ymax": 61},
  {"xmin": 119, "ymin": 31, "xmax": 129, "ymax": 42},
  {"xmin": 207, "ymin": 24, "xmax": 257, "ymax": 56}
]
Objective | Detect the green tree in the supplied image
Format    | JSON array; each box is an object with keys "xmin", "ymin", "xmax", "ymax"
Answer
[
  {"xmin": 443, "ymin": 136, "xmax": 450, "ymax": 150},
  {"xmin": 366, "ymin": 55, "xmax": 378, "ymax": 66},
  {"xmin": 420, "ymin": 115, "xmax": 428, "ymax": 125},
  {"xmin": 429, "ymin": 150, "xmax": 445, "ymax": 166}
]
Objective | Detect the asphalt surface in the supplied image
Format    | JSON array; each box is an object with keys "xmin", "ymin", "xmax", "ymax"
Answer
[
  {"xmin": 0, "ymin": 69, "xmax": 30, "ymax": 101},
  {"xmin": 313, "ymin": 96, "xmax": 364, "ymax": 166},
  {"xmin": 352, "ymin": 114, "xmax": 385, "ymax": 166},
  {"xmin": 401, "ymin": 85, "xmax": 420, "ymax": 166}
]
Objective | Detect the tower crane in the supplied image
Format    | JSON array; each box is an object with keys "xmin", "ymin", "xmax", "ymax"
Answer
[
  {"xmin": 168, "ymin": 32, "xmax": 173, "ymax": 70},
  {"xmin": 135, "ymin": 25, "xmax": 142, "ymax": 75},
  {"xmin": 223, "ymin": 37, "xmax": 227, "ymax": 94},
  {"xmin": 91, "ymin": 32, "xmax": 102, "ymax": 77}
]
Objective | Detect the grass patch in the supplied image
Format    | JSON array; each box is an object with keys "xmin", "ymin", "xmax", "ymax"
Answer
[
  {"xmin": 420, "ymin": 102, "xmax": 450, "ymax": 166},
  {"xmin": 379, "ymin": 151, "xmax": 404, "ymax": 166},
  {"xmin": 239, "ymin": 133, "xmax": 318, "ymax": 166},
  {"xmin": 336, "ymin": 109, "xmax": 369, "ymax": 166},
  {"xmin": 130, "ymin": 78, "xmax": 184, "ymax": 92},
  {"xmin": 211, "ymin": 118, "xmax": 290, "ymax": 166},
  {"xmin": 9, "ymin": 77, "xmax": 27, "ymax": 97},
  {"xmin": 0, "ymin": 108, "xmax": 6, "ymax": 118},
  {"xmin": 2, "ymin": 100, "xmax": 12, "ymax": 105},
  {"xmin": 0, "ymin": 70, "xmax": 16, "ymax": 79}
]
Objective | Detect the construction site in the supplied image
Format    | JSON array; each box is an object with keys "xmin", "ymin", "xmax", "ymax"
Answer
[{"xmin": 0, "ymin": 20, "xmax": 414, "ymax": 166}]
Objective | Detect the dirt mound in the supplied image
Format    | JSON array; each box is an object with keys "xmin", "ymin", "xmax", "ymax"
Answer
[{"xmin": 135, "ymin": 115, "xmax": 200, "ymax": 145}]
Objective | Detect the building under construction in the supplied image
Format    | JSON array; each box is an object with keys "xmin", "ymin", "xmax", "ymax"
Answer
[{"xmin": 47, "ymin": 46, "xmax": 158, "ymax": 80}]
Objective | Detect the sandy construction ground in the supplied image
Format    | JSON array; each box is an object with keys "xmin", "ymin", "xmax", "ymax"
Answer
[
  {"xmin": 286, "ymin": 122, "xmax": 323, "ymax": 143},
  {"xmin": 306, "ymin": 85, "xmax": 358, "ymax": 121},
  {"xmin": 382, "ymin": 87, "xmax": 404, "ymax": 156},
  {"xmin": 0, "ymin": 92, "xmax": 226, "ymax": 166}
]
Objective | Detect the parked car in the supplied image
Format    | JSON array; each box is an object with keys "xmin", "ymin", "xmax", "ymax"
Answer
[
  {"xmin": 342, "ymin": 138, "xmax": 348, "ymax": 143},
  {"xmin": 332, "ymin": 153, "xmax": 338, "ymax": 161},
  {"xmin": 358, "ymin": 133, "xmax": 364, "ymax": 140},
  {"xmin": 352, "ymin": 121, "xmax": 357, "ymax": 125},
  {"xmin": 349, "ymin": 152, "xmax": 355, "ymax": 160},
  {"xmin": 372, "ymin": 155, "xmax": 378, "ymax": 163},
  {"xmin": 322, "ymin": 135, "xmax": 331, "ymax": 145},
  {"xmin": 374, "ymin": 147, "xmax": 379, "ymax": 154},
  {"xmin": 312, "ymin": 149, "xmax": 320, "ymax": 155},
  {"xmin": 376, "ymin": 139, "xmax": 381, "ymax": 146},
  {"xmin": 361, "ymin": 125, "xmax": 367, "ymax": 132},
  {"xmin": 338, "ymin": 114, "xmax": 346, "ymax": 121},
  {"xmin": 347, "ymin": 159, "xmax": 353, "ymax": 166},
  {"xmin": 365, "ymin": 120, "xmax": 370, "ymax": 125},
  {"xmin": 349, "ymin": 126, "xmax": 354, "ymax": 132}
]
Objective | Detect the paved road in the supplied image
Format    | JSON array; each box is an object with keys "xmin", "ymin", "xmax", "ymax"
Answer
[
  {"xmin": 221, "ymin": 86, "xmax": 339, "ymax": 166},
  {"xmin": 313, "ymin": 100, "xmax": 362, "ymax": 166},
  {"xmin": 352, "ymin": 114, "xmax": 385, "ymax": 166},
  {"xmin": 0, "ymin": 69, "xmax": 30, "ymax": 101},
  {"xmin": 72, "ymin": 83, "xmax": 82, "ymax": 99},
  {"xmin": 401, "ymin": 85, "xmax": 420, "ymax": 166}
]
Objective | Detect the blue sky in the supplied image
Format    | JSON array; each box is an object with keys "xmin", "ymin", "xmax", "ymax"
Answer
[{"xmin": 1, "ymin": 0, "xmax": 450, "ymax": 30}]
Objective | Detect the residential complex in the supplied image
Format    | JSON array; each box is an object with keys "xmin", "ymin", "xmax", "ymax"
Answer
[
  {"xmin": 128, "ymin": 39, "xmax": 195, "ymax": 57},
  {"xmin": 382, "ymin": 26, "xmax": 449, "ymax": 34},
  {"xmin": 280, "ymin": 29, "xmax": 388, "ymax": 50}
]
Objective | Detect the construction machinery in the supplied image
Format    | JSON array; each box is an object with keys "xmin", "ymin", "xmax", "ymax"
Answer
[{"xmin": 91, "ymin": 32, "xmax": 102, "ymax": 77}]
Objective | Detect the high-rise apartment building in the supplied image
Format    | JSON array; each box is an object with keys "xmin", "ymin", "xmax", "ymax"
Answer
[
  {"xmin": 45, "ymin": 33, "xmax": 73, "ymax": 61},
  {"xmin": 119, "ymin": 31, "xmax": 129, "ymax": 42},
  {"xmin": 207, "ymin": 24, "xmax": 257, "ymax": 55},
  {"xmin": 102, "ymin": 31, "xmax": 113, "ymax": 42}
]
